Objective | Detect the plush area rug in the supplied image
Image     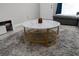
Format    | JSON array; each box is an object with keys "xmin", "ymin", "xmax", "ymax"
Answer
[{"xmin": 0, "ymin": 25, "xmax": 79, "ymax": 56}]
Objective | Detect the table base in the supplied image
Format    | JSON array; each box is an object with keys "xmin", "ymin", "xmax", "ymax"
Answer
[{"xmin": 23, "ymin": 27, "xmax": 59, "ymax": 46}]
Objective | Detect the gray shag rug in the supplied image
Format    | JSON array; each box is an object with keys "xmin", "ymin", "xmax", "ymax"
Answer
[{"xmin": 0, "ymin": 25, "xmax": 79, "ymax": 56}]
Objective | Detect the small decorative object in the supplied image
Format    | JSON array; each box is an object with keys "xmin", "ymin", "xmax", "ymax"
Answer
[
  {"xmin": 76, "ymin": 12, "xmax": 79, "ymax": 15},
  {"xmin": 38, "ymin": 18, "xmax": 43, "ymax": 24}
]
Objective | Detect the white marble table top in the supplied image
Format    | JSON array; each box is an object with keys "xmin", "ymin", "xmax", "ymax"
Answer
[{"xmin": 22, "ymin": 19, "xmax": 60, "ymax": 29}]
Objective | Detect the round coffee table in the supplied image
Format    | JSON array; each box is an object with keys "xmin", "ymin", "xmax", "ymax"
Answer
[{"xmin": 22, "ymin": 19, "xmax": 60, "ymax": 46}]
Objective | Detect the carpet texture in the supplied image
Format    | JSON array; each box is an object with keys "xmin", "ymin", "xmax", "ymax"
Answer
[{"xmin": 0, "ymin": 25, "xmax": 79, "ymax": 56}]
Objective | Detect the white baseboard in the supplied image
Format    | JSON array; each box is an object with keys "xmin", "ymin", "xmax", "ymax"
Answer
[
  {"xmin": 0, "ymin": 26, "xmax": 7, "ymax": 35},
  {"xmin": 13, "ymin": 23, "xmax": 24, "ymax": 31},
  {"xmin": 12, "ymin": 19, "xmax": 41, "ymax": 31}
]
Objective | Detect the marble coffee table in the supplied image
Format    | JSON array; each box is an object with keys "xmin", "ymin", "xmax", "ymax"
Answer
[{"xmin": 22, "ymin": 19, "xmax": 60, "ymax": 46}]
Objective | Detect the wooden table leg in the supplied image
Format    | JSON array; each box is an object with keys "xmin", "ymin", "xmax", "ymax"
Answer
[
  {"xmin": 23, "ymin": 27, "xmax": 26, "ymax": 43},
  {"xmin": 44, "ymin": 29, "xmax": 49, "ymax": 46},
  {"xmin": 57, "ymin": 26, "xmax": 59, "ymax": 34}
]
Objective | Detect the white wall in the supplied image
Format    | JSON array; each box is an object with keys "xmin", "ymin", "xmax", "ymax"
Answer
[
  {"xmin": 53, "ymin": 3, "xmax": 57, "ymax": 15},
  {"xmin": 0, "ymin": 3, "xmax": 57, "ymax": 30},
  {"xmin": 40, "ymin": 3, "xmax": 53, "ymax": 20},
  {"xmin": 62, "ymin": 3, "xmax": 79, "ymax": 16},
  {"xmin": 0, "ymin": 3, "xmax": 40, "ymax": 30},
  {"xmin": 40, "ymin": 3, "xmax": 57, "ymax": 20}
]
